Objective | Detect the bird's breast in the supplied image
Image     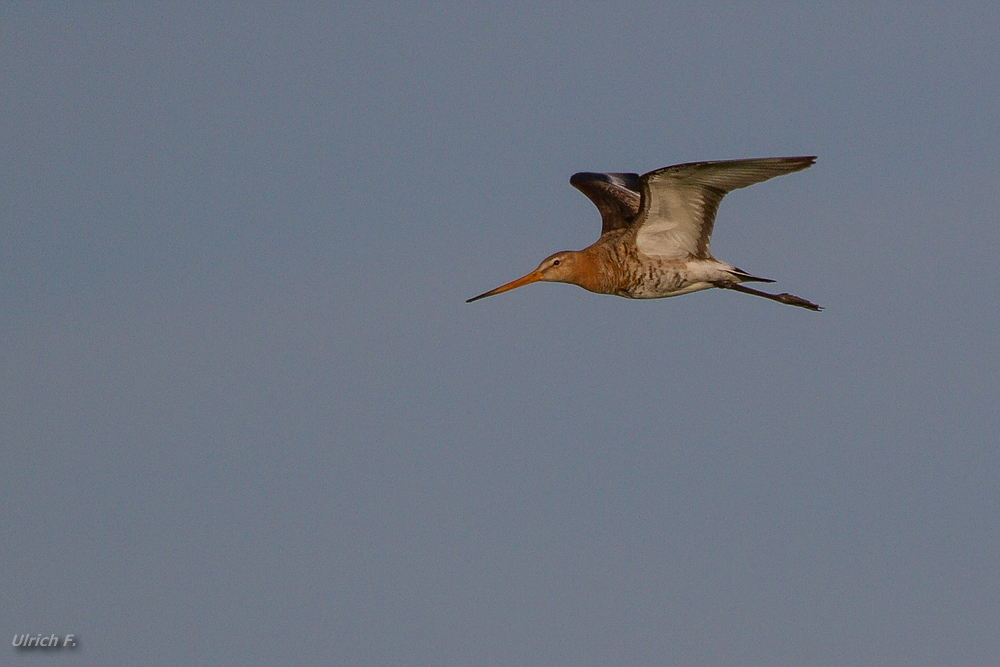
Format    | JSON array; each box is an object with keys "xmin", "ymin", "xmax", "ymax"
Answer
[
  {"xmin": 577, "ymin": 236, "xmax": 718, "ymax": 299},
  {"xmin": 616, "ymin": 256, "xmax": 719, "ymax": 299}
]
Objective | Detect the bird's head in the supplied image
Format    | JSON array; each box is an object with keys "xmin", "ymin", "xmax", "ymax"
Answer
[{"xmin": 467, "ymin": 250, "xmax": 591, "ymax": 302}]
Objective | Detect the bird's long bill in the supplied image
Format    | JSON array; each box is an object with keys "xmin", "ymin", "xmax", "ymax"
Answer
[{"xmin": 466, "ymin": 269, "xmax": 543, "ymax": 303}]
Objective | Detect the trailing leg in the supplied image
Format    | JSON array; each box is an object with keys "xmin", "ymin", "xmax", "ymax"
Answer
[{"xmin": 714, "ymin": 282, "xmax": 823, "ymax": 311}]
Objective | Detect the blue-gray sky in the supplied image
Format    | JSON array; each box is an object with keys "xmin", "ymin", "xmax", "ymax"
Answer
[{"xmin": 2, "ymin": 4, "xmax": 999, "ymax": 666}]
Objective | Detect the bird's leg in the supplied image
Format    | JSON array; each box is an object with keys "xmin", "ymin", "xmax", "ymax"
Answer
[{"xmin": 714, "ymin": 282, "xmax": 823, "ymax": 312}]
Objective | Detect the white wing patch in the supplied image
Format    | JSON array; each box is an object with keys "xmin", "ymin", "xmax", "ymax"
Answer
[
  {"xmin": 635, "ymin": 183, "xmax": 714, "ymax": 259},
  {"xmin": 633, "ymin": 157, "xmax": 815, "ymax": 260}
]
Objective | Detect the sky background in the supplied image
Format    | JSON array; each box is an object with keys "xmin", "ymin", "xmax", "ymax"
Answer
[{"xmin": 2, "ymin": 3, "xmax": 999, "ymax": 666}]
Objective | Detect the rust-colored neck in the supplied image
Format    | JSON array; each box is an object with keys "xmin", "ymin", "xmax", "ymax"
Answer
[{"xmin": 567, "ymin": 244, "xmax": 621, "ymax": 295}]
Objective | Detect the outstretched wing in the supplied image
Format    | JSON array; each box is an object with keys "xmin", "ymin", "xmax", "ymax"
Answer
[
  {"xmin": 570, "ymin": 172, "xmax": 642, "ymax": 234},
  {"xmin": 634, "ymin": 156, "xmax": 816, "ymax": 259}
]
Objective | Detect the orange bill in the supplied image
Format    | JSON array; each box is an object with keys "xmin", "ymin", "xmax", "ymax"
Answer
[{"xmin": 466, "ymin": 269, "xmax": 543, "ymax": 303}]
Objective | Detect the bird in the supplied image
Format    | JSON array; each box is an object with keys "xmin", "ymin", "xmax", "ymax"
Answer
[{"xmin": 467, "ymin": 156, "xmax": 822, "ymax": 311}]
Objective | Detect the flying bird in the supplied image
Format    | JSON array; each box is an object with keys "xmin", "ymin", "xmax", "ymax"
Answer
[{"xmin": 467, "ymin": 156, "xmax": 822, "ymax": 311}]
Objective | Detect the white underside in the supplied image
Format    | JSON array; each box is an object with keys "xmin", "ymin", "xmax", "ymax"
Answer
[{"xmin": 623, "ymin": 258, "xmax": 741, "ymax": 299}]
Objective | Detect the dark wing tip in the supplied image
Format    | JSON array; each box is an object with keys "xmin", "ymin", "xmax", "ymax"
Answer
[
  {"xmin": 570, "ymin": 171, "xmax": 641, "ymax": 192},
  {"xmin": 781, "ymin": 155, "xmax": 818, "ymax": 171},
  {"xmin": 570, "ymin": 171, "xmax": 642, "ymax": 234}
]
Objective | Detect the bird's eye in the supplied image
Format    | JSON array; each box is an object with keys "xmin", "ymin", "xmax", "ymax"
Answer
[{"xmin": 552, "ymin": 259, "xmax": 561, "ymax": 266}]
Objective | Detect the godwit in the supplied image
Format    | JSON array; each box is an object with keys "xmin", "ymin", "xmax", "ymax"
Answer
[{"xmin": 467, "ymin": 156, "xmax": 822, "ymax": 311}]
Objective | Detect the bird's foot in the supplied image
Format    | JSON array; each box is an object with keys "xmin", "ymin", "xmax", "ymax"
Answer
[{"xmin": 775, "ymin": 293, "xmax": 823, "ymax": 311}]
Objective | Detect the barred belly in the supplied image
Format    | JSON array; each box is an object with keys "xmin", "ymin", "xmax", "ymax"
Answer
[{"xmin": 618, "ymin": 258, "xmax": 721, "ymax": 299}]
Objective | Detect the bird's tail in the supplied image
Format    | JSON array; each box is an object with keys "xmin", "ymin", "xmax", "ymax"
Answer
[{"xmin": 730, "ymin": 267, "xmax": 775, "ymax": 283}]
